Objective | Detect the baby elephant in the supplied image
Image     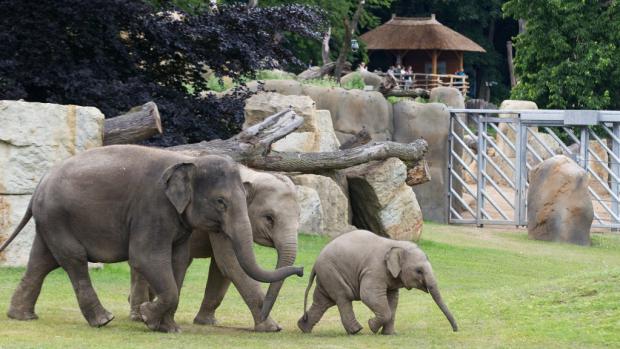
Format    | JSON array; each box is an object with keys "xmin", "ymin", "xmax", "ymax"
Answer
[{"xmin": 298, "ymin": 230, "xmax": 458, "ymax": 335}]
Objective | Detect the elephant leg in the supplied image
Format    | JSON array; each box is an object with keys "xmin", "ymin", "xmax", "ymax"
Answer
[
  {"xmin": 193, "ymin": 260, "xmax": 231, "ymax": 326},
  {"xmin": 158, "ymin": 240, "xmax": 191, "ymax": 332},
  {"xmin": 208, "ymin": 233, "xmax": 281, "ymax": 332},
  {"xmin": 381, "ymin": 289, "xmax": 399, "ymax": 335},
  {"xmin": 130, "ymin": 250, "xmax": 181, "ymax": 333},
  {"xmin": 7, "ymin": 234, "xmax": 59, "ymax": 321},
  {"xmin": 360, "ymin": 282, "xmax": 391, "ymax": 334},
  {"xmin": 51, "ymin": 235, "xmax": 114, "ymax": 328},
  {"xmin": 297, "ymin": 285, "xmax": 335, "ymax": 333},
  {"xmin": 337, "ymin": 300, "xmax": 363, "ymax": 335},
  {"xmin": 129, "ymin": 268, "xmax": 151, "ymax": 321}
]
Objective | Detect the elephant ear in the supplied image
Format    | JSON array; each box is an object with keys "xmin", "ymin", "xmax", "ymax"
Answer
[
  {"xmin": 162, "ymin": 162, "xmax": 196, "ymax": 214},
  {"xmin": 385, "ymin": 247, "xmax": 403, "ymax": 278},
  {"xmin": 243, "ymin": 180, "xmax": 256, "ymax": 204}
]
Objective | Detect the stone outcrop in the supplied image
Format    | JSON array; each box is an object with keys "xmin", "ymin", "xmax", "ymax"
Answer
[
  {"xmin": 243, "ymin": 92, "xmax": 340, "ymax": 153},
  {"xmin": 341, "ymin": 71, "xmax": 383, "ymax": 90},
  {"xmin": 393, "ymin": 101, "xmax": 452, "ymax": 223},
  {"xmin": 245, "ymin": 79, "xmax": 304, "ymax": 96},
  {"xmin": 0, "ymin": 101, "xmax": 104, "ymax": 266},
  {"xmin": 429, "ymin": 87, "xmax": 465, "ymax": 109},
  {"xmin": 301, "ymin": 85, "xmax": 393, "ymax": 143},
  {"xmin": 527, "ymin": 155, "xmax": 593, "ymax": 246},
  {"xmin": 291, "ymin": 174, "xmax": 353, "ymax": 236},
  {"xmin": 343, "ymin": 158, "xmax": 423, "ymax": 241},
  {"xmin": 295, "ymin": 186, "xmax": 324, "ymax": 234}
]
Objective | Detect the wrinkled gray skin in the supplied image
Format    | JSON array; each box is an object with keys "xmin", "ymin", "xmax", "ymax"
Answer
[
  {"xmin": 129, "ymin": 167, "xmax": 300, "ymax": 332},
  {"xmin": 298, "ymin": 230, "xmax": 458, "ymax": 335},
  {"xmin": 0, "ymin": 145, "xmax": 302, "ymax": 333}
]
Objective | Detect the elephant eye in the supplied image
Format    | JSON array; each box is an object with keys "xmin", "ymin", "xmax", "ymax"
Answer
[
  {"xmin": 416, "ymin": 268, "xmax": 423, "ymax": 275},
  {"xmin": 265, "ymin": 214, "xmax": 275, "ymax": 226},
  {"xmin": 216, "ymin": 197, "xmax": 227, "ymax": 210}
]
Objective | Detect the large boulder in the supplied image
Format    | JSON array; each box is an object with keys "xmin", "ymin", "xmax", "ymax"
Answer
[
  {"xmin": 341, "ymin": 71, "xmax": 383, "ymax": 90},
  {"xmin": 244, "ymin": 92, "xmax": 340, "ymax": 153},
  {"xmin": 0, "ymin": 195, "xmax": 36, "ymax": 267},
  {"xmin": 301, "ymin": 85, "xmax": 393, "ymax": 143},
  {"xmin": 0, "ymin": 101, "xmax": 104, "ymax": 194},
  {"xmin": 429, "ymin": 87, "xmax": 465, "ymax": 109},
  {"xmin": 291, "ymin": 174, "xmax": 353, "ymax": 237},
  {"xmin": 0, "ymin": 101, "xmax": 104, "ymax": 266},
  {"xmin": 245, "ymin": 79, "xmax": 304, "ymax": 96},
  {"xmin": 527, "ymin": 155, "xmax": 593, "ymax": 246},
  {"xmin": 393, "ymin": 101, "xmax": 452, "ymax": 223},
  {"xmin": 343, "ymin": 158, "xmax": 423, "ymax": 241},
  {"xmin": 295, "ymin": 186, "xmax": 324, "ymax": 234}
]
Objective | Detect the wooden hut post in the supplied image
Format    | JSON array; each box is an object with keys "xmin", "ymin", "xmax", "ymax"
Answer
[
  {"xmin": 432, "ymin": 50, "xmax": 438, "ymax": 74},
  {"xmin": 458, "ymin": 51, "xmax": 464, "ymax": 71}
]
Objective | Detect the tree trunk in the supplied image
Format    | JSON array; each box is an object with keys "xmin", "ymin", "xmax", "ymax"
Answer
[
  {"xmin": 103, "ymin": 102, "xmax": 162, "ymax": 145},
  {"xmin": 506, "ymin": 41, "xmax": 517, "ymax": 87},
  {"xmin": 322, "ymin": 27, "xmax": 332, "ymax": 65},
  {"xmin": 169, "ymin": 109, "xmax": 428, "ymax": 173},
  {"xmin": 334, "ymin": 0, "xmax": 365, "ymax": 82},
  {"xmin": 406, "ymin": 160, "xmax": 431, "ymax": 186}
]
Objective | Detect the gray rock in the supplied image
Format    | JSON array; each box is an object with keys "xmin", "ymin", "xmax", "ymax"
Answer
[
  {"xmin": 344, "ymin": 158, "xmax": 423, "ymax": 241},
  {"xmin": 0, "ymin": 195, "xmax": 36, "ymax": 267},
  {"xmin": 291, "ymin": 174, "xmax": 353, "ymax": 237},
  {"xmin": 393, "ymin": 101, "xmax": 452, "ymax": 223},
  {"xmin": 429, "ymin": 87, "xmax": 465, "ymax": 109},
  {"xmin": 301, "ymin": 85, "xmax": 393, "ymax": 142},
  {"xmin": 527, "ymin": 155, "xmax": 593, "ymax": 245},
  {"xmin": 0, "ymin": 101, "xmax": 105, "ymax": 194},
  {"xmin": 295, "ymin": 186, "xmax": 324, "ymax": 234}
]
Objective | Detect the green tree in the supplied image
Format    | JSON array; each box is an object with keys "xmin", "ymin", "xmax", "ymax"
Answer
[{"xmin": 504, "ymin": 0, "xmax": 620, "ymax": 109}]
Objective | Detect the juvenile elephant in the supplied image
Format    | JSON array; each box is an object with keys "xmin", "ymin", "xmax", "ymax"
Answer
[
  {"xmin": 129, "ymin": 166, "xmax": 300, "ymax": 331},
  {"xmin": 0, "ymin": 145, "xmax": 302, "ymax": 333},
  {"xmin": 298, "ymin": 230, "xmax": 458, "ymax": 335}
]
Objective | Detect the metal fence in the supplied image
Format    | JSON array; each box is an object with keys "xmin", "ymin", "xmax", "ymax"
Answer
[{"xmin": 448, "ymin": 108, "xmax": 620, "ymax": 229}]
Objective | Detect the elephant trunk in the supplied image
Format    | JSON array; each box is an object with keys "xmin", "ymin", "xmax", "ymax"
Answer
[
  {"xmin": 425, "ymin": 275, "xmax": 458, "ymax": 332},
  {"xmin": 230, "ymin": 220, "xmax": 303, "ymax": 283},
  {"xmin": 259, "ymin": 238, "xmax": 297, "ymax": 321}
]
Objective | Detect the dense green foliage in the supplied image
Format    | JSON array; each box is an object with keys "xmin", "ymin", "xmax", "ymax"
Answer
[
  {"xmin": 504, "ymin": 0, "xmax": 620, "ymax": 109},
  {"xmin": 0, "ymin": 225, "xmax": 619, "ymax": 348}
]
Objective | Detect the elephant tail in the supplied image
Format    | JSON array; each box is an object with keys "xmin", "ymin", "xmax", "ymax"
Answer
[
  {"xmin": 0, "ymin": 197, "xmax": 33, "ymax": 253},
  {"xmin": 302, "ymin": 267, "xmax": 316, "ymax": 321}
]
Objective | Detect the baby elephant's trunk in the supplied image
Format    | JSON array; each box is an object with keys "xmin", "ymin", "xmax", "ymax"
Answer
[{"xmin": 425, "ymin": 275, "xmax": 458, "ymax": 332}]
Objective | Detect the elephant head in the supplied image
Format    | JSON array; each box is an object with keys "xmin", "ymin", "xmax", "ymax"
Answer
[
  {"xmin": 386, "ymin": 246, "xmax": 458, "ymax": 332},
  {"xmin": 240, "ymin": 167, "xmax": 301, "ymax": 321},
  {"xmin": 162, "ymin": 156, "xmax": 303, "ymax": 283}
]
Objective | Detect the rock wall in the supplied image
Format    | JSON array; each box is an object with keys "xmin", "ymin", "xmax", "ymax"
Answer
[
  {"xmin": 393, "ymin": 100, "xmax": 452, "ymax": 223},
  {"xmin": 0, "ymin": 101, "xmax": 104, "ymax": 266}
]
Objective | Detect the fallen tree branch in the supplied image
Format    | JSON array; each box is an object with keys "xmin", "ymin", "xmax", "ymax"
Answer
[
  {"xmin": 170, "ymin": 109, "xmax": 428, "ymax": 173},
  {"xmin": 104, "ymin": 102, "xmax": 162, "ymax": 145}
]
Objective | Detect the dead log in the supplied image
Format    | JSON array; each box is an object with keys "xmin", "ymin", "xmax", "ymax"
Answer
[
  {"xmin": 339, "ymin": 127, "xmax": 371, "ymax": 150},
  {"xmin": 297, "ymin": 62, "xmax": 352, "ymax": 81},
  {"xmin": 406, "ymin": 160, "xmax": 432, "ymax": 186},
  {"xmin": 104, "ymin": 102, "xmax": 162, "ymax": 145},
  {"xmin": 170, "ymin": 109, "xmax": 428, "ymax": 173}
]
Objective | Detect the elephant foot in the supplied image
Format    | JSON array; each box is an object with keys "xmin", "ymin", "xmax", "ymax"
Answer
[
  {"xmin": 129, "ymin": 309, "xmax": 143, "ymax": 322},
  {"xmin": 368, "ymin": 317, "xmax": 383, "ymax": 334},
  {"xmin": 85, "ymin": 306, "xmax": 114, "ymax": 327},
  {"xmin": 7, "ymin": 307, "xmax": 38, "ymax": 321},
  {"xmin": 345, "ymin": 321, "xmax": 363, "ymax": 335},
  {"xmin": 381, "ymin": 327, "xmax": 396, "ymax": 335},
  {"xmin": 297, "ymin": 317, "xmax": 313, "ymax": 333},
  {"xmin": 254, "ymin": 317, "xmax": 282, "ymax": 332},
  {"xmin": 140, "ymin": 303, "xmax": 180, "ymax": 333},
  {"xmin": 193, "ymin": 313, "xmax": 217, "ymax": 326}
]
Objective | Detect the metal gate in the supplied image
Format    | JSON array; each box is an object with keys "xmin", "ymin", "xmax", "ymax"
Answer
[{"xmin": 448, "ymin": 108, "xmax": 620, "ymax": 229}]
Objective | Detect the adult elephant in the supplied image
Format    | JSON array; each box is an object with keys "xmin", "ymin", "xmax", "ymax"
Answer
[
  {"xmin": 130, "ymin": 166, "xmax": 300, "ymax": 331},
  {"xmin": 0, "ymin": 145, "xmax": 302, "ymax": 333}
]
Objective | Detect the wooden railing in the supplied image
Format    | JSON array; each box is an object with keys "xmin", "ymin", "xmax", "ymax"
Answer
[{"xmin": 377, "ymin": 72, "xmax": 469, "ymax": 95}]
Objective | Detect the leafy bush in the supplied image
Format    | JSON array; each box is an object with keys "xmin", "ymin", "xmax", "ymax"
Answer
[{"xmin": 0, "ymin": 0, "xmax": 325, "ymax": 145}]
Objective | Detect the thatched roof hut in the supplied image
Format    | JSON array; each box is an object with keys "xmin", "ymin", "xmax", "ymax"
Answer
[{"xmin": 360, "ymin": 14, "xmax": 485, "ymax": 74}]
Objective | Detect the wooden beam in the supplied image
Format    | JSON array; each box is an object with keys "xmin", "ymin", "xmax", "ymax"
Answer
[
  {"xmin": 458, "ymin": 51, "xmax": 464, "ymax": 71},
  {"xmin": 432, "ymin": 50, "xmax": 438, "ymax": 74}
]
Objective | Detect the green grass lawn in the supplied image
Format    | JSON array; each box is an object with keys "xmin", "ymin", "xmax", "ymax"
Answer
[{"xmin": 1, "ymin": 223, "xmax": 619, "ymax": 348}]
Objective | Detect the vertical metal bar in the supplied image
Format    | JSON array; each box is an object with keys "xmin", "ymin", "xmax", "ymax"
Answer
[
  {"xmin": 613, "ymin": 123, "xmax": 620, "ymax": 230},
  {"xmin": 448, "ymin": 112, "xmax": 454, "ymax": 223},
  {"xmin": 515, "ymin": 120, "xmax": 526, "ymax": 226},
  {"xmin": 476, "ymin": 114, "xmax": 485, "ymax": 227},
  {"xmin": 580, "ymin": 127, "xmax": 589, "ymax": 169}
]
